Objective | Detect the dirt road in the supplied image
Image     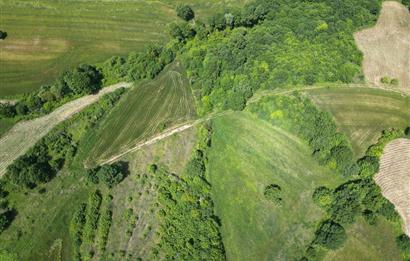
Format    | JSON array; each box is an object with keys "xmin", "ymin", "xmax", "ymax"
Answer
[{"xmin": 0, "ymin": 82, "xmax": 132, "ymax": 176}]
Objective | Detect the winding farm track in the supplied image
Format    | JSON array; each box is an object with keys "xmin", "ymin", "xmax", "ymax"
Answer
[
  {"xmin": 374, "ymin": 138, "xmax": 410, "ymax": 236},
  {"xmin": 0, "ymin": 82, "xmax": 132, "ymax": 176}
]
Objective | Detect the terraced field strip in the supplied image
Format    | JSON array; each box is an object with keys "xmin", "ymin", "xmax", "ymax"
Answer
[
  {"xmin": 354, "ymin": 1, "xmax": 410, "ymax": 94},
  {"xmin": 0, "ymin": 82, "xmax": 132, "ymax": 176},
  {"xmin": 374, "ymin": 138, "xmax": 410, "ymax": 236},
  {"xmin": 87, "ymin": 62, "xmax": 196, "ymax": 165}
]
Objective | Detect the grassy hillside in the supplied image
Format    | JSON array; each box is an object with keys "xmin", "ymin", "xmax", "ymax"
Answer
[
  {"xmin": 306, "ymin": 87, "xmax": 410, "ymax": 157},
  {"xmin": 85, "ymin": 61, "xmax": 196, "ymax": 165},
  {"xmin": 324, "ymin": 218, "xmax": 401, "ymax": 261},
  {"xmin": 207, "ymin": 112, "xmax": 343, "ymax": 260},
  {"xmin": 0, "ymin": 0, "xmax": 243, "ymax": 97},
  {"xmin": 0, "ymin": 122, "xmax": 196, "ymax": 261}
]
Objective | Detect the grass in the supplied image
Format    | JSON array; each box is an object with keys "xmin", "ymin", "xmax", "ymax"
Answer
[
  {"xmin": 0, "ymin": 0, "xmax": 245, "ymax": 98},
  {"xmin": 0, "ymin": 118, "xmax": 17, "ymax": 137},
  {"xmin": 85, "ymin": 61, "xmax": 196, "ymax": 165},
  {"xmin": 207, "ymin": 112, "xmax": 343, "ymax": 260},
  {"xmin": 323, "ymin": 218, "xmax": 402, "ymax": 261},
  {"xmin": 305, "ymin": 86, "xmax": 410, "ymax": 158}
]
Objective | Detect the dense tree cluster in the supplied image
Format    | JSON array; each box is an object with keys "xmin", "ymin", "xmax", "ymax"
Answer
[
  {"xmin": 5, "ymin": 89, "xmax": 126, "ymax": 188},
  {"xmin": 249, "ymin": 94, "xmax": 356, "ymax": 176},
  {"xmin": 176, "ymin": 0, "xmax": 382, "ymax": 114},
  {"xmin": 100, "ymin": 44, "xmax": 176, "ymax": 84},
  {"xmin": 313, "ymin": 220, "xmax": 346, "ymax": 249},
  {"xmin": 152, "ymin": 125, "xmax": 225, "ymax": 260},
  {"xmin": 0, "ymin": 183, "xmax": 14, "ymax": 235},
  {"xmin": 86, "ymin": 161, "xmax": 128, "ymax": 188}
]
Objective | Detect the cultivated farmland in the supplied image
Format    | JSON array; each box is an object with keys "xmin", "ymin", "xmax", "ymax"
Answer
[
  {"xmin": 86, "ymin": 61, "xmax": 196, "ymax": 165},
  {"xmin": 0, "ymin": 82, "xmax": 132, "ymax": 176},
  {"xmin": 0, "ymin": 0, "xmax": 244, "ymax": 97},
  {"xmin": 354, "ymin": 1, "xmax": 410, "ymax": 93},
  {"xmin": 306, "ymin": 86, "xmax": 410, "ymax": 157},
  {"xmin": 374, "ymin": 138, "xmax": 410, "ymax": 236},
  {"xmin": 207, "ymin": 112, "xmax": 342, "ymax": 260}
]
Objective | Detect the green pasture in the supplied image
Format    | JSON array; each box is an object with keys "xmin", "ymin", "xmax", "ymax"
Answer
[
  {"xmin": 85, "ymin": 61, "xmax": 196, "ymax": 165},
  {"xmin": 305, "ymin": 86, "xmax": 410, "ymax": 157},
  {"xmin": 207, "ymin": 112, "xmax": 343, "ymax": 260},
  {"xmin": 0, "ymin": 0, "xmax": 243, "ymax": 97}
]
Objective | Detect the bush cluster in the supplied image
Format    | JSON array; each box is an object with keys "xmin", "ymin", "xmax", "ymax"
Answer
[
  {"xmin": 153, "ymin": 125, "xmax": 225, "ymax": 260},
  {"xmin": 86, "ymin": 161, "xmax": 128, "ymax": 188}
]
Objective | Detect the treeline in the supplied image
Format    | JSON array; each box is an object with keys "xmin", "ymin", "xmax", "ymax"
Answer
[
  {"xmin": 248, "ymin": 94, "xmax": 356, "ymax": 176},
  {"xmin": 0, "ymin": 182, "xmax": 14, "ymax": 235},
  {"xmin": 0, "ymin": 64, "xmax": 102, "ymax": 119},
  {"xmin": 70, "ymin": 190, "xmax": 114, "ymax": 260},
  {"xmin": 176, "ymin": 0, "xmax": 382, "ymax": 114},
  {"xmin": 304, "ymin": 128, "xmax": 410, "ymax": 259},
  {"xmin": 152, "ymin": 123, "xmax": 225, "ymax": 260},
  {"xmin": 5, "ymin": 88, "xmax": 126, "ymax": 188},
  {"xmin": 1, "ymin": 41, "xmax": 176, "ymax": 121}
]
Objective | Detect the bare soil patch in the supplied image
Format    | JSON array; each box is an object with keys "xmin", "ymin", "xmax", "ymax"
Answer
[
  {"xmin": 374, "ymin": 138, "xmax": 410, "ymax": 236},
  {"xmin": 0, "ymin": 82, "xmax": 132, "ymax": 176},
  {"xmin": 354, "ymin": 1, "xmax": 410, "ymax": 93}
]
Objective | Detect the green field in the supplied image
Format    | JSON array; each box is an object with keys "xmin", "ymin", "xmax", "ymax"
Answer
[
  {"xmin": 85, "ymin": 61, "xmax": 196, "ymax": 165},
  {"xmin": 306, "ymin": 87, "xmax": 410, "ymax": 157},
  {"xmin": 0, "ymin": 0, "xmax": 243, "ymax": 97},
  {"xmin": 207, "ymin": 112, "xmax": 343, "ymax": 260}
]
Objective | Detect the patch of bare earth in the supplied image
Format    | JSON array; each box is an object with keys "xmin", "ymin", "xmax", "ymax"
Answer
[
  {"xmin": 354, "ymin": 1, "xmax": 410, "ymax": 93},
  {"xmin": 374, "ymin": 138, "xmax": 410, "ymax": 236},
  {"xmin": 0, "ymin": 82, "xmax": 132, "ymax": 176}
]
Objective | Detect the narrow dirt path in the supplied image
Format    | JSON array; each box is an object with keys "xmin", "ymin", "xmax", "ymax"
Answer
[
  {"xmin": 99, "ymin": 111, "xmax": 229, "ymax": 165},
  {"xmin": 0, "ymin": 82, "xmax": 132, "ymax": 176}
]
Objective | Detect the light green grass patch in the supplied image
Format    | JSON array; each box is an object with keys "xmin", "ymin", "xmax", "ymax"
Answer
[
  {"xmin": 85, "ymin": 61, "xmax": 196, "ymax": 165},
  {"xmin": 305, "ymin": 87, "xmax": 410, "ymax": 158},
  {"xmin": 207, "ymin": 112, "xmax": 343, "ymax": 260}
]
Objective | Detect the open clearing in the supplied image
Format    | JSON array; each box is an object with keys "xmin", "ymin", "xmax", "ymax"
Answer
[
  {"xmin": 306, "ymin": 86, "xmax": 410, "ymax": 157},
  {"xmin": 0, "ymin": 82, "xmax": 132, "ymax": 176},
  {"xmin": 354, "ymin": 1, "xmax": 410, "ymax": 93},
  {"xmin": 0, "ymin": 0, "xmax": 245, "ymax": 97},
  {"xmin": 374, "ymin": 138, "xmax": 410, "ymax": 236},
  {"xmin": 85, "ymin": 61, "xmax": 196, "ymax": 166},
  {"xmin": 207, "ymin": 112, "xmax": 342, "ymax": 260}
]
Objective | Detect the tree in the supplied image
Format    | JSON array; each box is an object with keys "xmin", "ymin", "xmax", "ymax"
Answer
[
  {"xmin": 396, "ymin": 234, "xmax": 410, "ymax": 253},
  {"xmin": 0, "ymin": 104, "xmax": 16, "ymax": 118},
  {"xmin": 0, "ymin": 31, "xmax": 7, "ymax": 40},
  {"xmin": 314, "ymin": 220, "xmax": 346, "ymax": 249},
  {"xmin": 176, "ymin": 4, "xmax": 195, "ymax": 21}
]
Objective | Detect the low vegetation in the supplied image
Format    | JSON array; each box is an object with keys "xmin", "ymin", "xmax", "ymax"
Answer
[{"xmin": 152, "ymin": 124, "xmax": 225, "ymax": 260}]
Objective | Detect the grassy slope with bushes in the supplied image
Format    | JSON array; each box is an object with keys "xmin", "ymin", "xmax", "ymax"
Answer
[{"xmin": 207, "ymin": 112, "xmax": 343, "ymax": 260}]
